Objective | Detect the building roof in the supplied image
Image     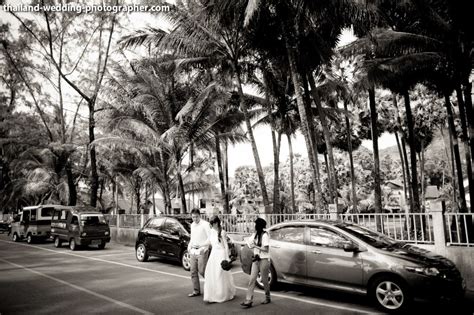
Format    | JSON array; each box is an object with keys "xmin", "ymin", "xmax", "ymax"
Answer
[{"xmin": 385, "ymin": 179, "xmax": 403, "ymax": 189}]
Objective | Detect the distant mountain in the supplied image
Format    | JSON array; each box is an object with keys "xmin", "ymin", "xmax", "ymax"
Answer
[{"xmin": 379, "ymin": 130, "xmax": 457, "ymax": 162}]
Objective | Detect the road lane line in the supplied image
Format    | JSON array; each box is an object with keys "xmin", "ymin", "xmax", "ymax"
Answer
[
  {"xmin": 91, "ymin": 252, "xmax": 135, "ymax": 258},
  {"xmin": 0, "ymin": 257, "xmax": 154, "ymax": 315},
  {"xmin": 0, "ymin": 240, "xmax": 378, "ymax": 314},
  {"xmin": 0, "ymin": 240, "xmax": 190, "ymax": 279}
]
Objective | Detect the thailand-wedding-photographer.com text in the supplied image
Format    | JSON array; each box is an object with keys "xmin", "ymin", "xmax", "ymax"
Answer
[{"xmin": 0, "ymin": 3, "xmax": 171, "ymax": 14}]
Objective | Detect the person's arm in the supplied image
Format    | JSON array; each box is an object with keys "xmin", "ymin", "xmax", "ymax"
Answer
[
  {"xmin": 246, "ymin": 233, "xmax": 255, "ymax": 248},
  {"xmin": 222, "ymin": 230, "xmax": 230, "ymax": 260},
  {"xmin": 188, "ymin": 226, "xmax": 193, "ymax": 251}
]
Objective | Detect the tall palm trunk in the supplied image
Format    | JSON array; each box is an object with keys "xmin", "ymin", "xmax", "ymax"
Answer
[
  {"xmin": 344, "ymin": 100, "xmax": 357, "ymax": 213},
  {"xmin": 280, "ymin": 19, "xmax": 321, "ymax": 210},
  {"xmin": 403, "ymin": 90, "xmax": 420, "ymax": 213},
  {"xmin": 446, "ymin": 126, "xmax": 458, "ymax": 211},
  {"xmin": 308, "ymin": 74, "xmax": 338, "ymax": 203},
  {"xmin": 462, "ymin": 81, "xmax": 474, "ymax": 171},
  {"xmin": 303, "ymin": 80, "xmax": 324, "ymax": 207},
  {"xmin": 159, "ymin": 151, "xmax": 172, "ymax": 214},
  {"xmin": 369, "ymin": 88, "xmax": 383, "ymax": 213},
  {"xmin": 172, "ymin": 150, "xmax": 186, "ymax": 214},
  {"xmin": 287, "ymin": 133, "xmax": 296, "ymax": 213},
  {"xmin": 444, "ymin": 93, "xmax": 468, "ymax": 212},
  {"xmin": 215, "ymin": 133, "xmax": 230, "ymax": 213},
  {"xmin": 418, "ymin": 147, "xmax": 425, "ymax": 210},
  {"xmin": 66, "ymin": 161, "xmax": 77, "ymax": 206},
  {"xmin": 272, "ymin": 131, "xmax": 282, "ymax": 214},
  {"xmin": 265, "ymin": 86, "xmax": 280, "ymax": 214},
  {"xmin": 152, "ymin": 183, "xmax": 156, "ymax": 215},
  {"xmin": 89, "ymin": 102, "xmax": 99, "ymax": 208},
  {"xmin": 456, "ymin": 88, "xmax": 474, "ymax": 210},
  {"xmin": 233, "ymin": 64, "xmax": 270, "ymax": 213},
  {"xmin": 189, "ymin": 143, "xmax": 195, "ymax": 209},
  {"xmin": 395, "ymin": 132, "xmax": 408, "ymax": 208},
  {"xmin": 224, "ymin": 139, "xmax": 230, "ymax": 201},
  {"xmin": 393, "ymin": 94, "xmax": 412, "ymax": 211}
]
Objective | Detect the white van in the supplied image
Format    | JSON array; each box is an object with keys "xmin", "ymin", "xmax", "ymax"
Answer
[{"xmin": 11, "ymin": 205, "xmax": 70, "ymax": 243}]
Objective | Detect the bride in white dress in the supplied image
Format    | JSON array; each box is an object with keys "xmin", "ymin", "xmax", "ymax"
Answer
[{"xmin": 202, "ymin": 215, "xmax": 236, "ymax": 303}]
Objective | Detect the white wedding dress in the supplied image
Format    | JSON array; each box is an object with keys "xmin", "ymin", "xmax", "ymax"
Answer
[{"xmin": 203, "ymin": 229, "xmax": 236, "ymax": 303}]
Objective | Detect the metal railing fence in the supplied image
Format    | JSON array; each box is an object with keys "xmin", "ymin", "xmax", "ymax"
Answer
[{"xmin": 107, "ymin": 212, "xmax": 474, "ymax": 246}]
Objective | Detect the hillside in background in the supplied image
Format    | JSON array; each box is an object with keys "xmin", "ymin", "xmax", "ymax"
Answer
[{"xmin": 378, "ymin": 130, "xmax": 459, "ymax": 162}]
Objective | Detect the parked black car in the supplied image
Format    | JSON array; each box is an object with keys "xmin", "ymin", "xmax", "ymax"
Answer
[{"xmin": 135, "ymin": 216, "xmax": 237, "ymax": 271}]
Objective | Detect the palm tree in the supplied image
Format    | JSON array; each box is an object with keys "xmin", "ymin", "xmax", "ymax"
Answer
[
  {"xmin": 345, "ymin": 0, "xmax": 473, "ymax": 211},
  {"xmin": 119, "ymin": 0, "xmax": 272, "ymax": 212},
  {"xmin": 240, "ymin": 0, "xmax": 377, "ymax": 210},
  {"xmin": 314, "ymin": 58, "xmax": 364, "ymax": 212},
  {"xmin": 246, "ymin": 63, "xmax": 300, "ymax": 213},
  {"xmin": 177, "ymin": 83, "xmax": 247, "ymax": 214}
]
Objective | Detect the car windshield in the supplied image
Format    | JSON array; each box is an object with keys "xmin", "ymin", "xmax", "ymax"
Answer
[
  {"xmin": 178, "ymin": 219, "xmax": 191, "ymax": 233},
  {"xmin": 80, "ymin": 214, "xmax": 106, "ymax": 226},
  {"xmin": 336, "ymin": 223, "xmax": 397, "ymax": 249}
]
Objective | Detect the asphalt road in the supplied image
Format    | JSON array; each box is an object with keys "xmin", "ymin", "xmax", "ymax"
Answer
[{"xmin": 0, "ymin": 234, "xmax": 472, "ymax": 315}]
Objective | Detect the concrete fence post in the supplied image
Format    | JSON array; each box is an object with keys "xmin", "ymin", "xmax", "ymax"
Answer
[
  {"xmin": 140, "ymin": 214, "xmax": 145, "ymax": 228},
  {"xmin": 116, "ymin": 213, "xmax": 120, "ymax": 229},
  {"xmin": 329, "ymin": 204, "xmax": 341, "ymax": 221},
  {"xmin": 430, "ymin": 201, "xmax": 447, "ymax": 256}
]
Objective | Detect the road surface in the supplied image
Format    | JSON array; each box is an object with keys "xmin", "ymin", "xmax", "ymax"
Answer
[{"xmin": 0, "ymin": 235, "xmax": 471, "ymax": 314}]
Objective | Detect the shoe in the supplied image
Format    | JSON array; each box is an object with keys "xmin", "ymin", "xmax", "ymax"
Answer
[
  {"xmin": 261, "ymin": 298, "xmax": 271, "ymax": 304},
  {"xmin": 240, "ymin": 300, "xmax": 253, "ymax": 308},
  {"xmin": 188, "ymin": 292, "xmax": 201, "ymax": 297}
]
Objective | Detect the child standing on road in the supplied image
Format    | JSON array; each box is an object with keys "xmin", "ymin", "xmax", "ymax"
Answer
[{"xmin": 240, "ymin": 218, "xmax": 271, "ymax": 308}]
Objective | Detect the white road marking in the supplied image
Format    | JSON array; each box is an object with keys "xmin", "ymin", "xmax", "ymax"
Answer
[
  {"xmin": 91, "ymin": 252, "xmax": 135, "ymax": 258},
  {"xmin": 0, "ymin": 257, "xmax": 154, "ymax": 315},
  {"xmin": 0, "ymin": 239, "xmax": 379, "ymax": 314}
]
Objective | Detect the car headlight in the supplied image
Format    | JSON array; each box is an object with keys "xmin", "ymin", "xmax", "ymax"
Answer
[
  {"xmin": 81, "ymin": 232, "xmax": 87, "ymax": 237},
  {"xmin": 105, "ymin": 231, "xmax": 109, "ymax": 235},
  {"xmin": 405, "ymin": 266, "xmax": 440, "ymax": 276}
]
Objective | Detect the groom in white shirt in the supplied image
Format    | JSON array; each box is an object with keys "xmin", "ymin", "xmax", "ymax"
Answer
[{"xmin": 188, "ymin": 209, "xmax": 211, "ymax": 297}]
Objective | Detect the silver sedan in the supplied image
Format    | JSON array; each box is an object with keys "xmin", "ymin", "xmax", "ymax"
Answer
[{"xmin": 240, "ymin": 220, "xmax": 465, "ymax": 313}]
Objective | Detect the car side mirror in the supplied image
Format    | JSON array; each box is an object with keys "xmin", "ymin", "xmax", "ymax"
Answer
[{"xmin": 343, "ymin": 243, "xmax": 359, "ymax": 252}]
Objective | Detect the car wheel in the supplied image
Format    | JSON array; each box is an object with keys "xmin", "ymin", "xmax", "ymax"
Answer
[
  {"xmin": 136, "ymin": 243, "xmax": 148, "ymax": 262},
  {"xmin": 54, "ymin": 236, "xmax": 62, "ymax": 248},
  {"xmin": 370, "ymin": 276, "xmax": 410, "ymax": 313},
  {"xmin": 98, "ymin": 242, "xmax": 106, "ymax": 250},
  {"xmin": 26, "ymin": 234, "xmax": 33, "ymax": 244},
  {"xmin": 256, "ymin": 263, "xmax": 277, "ymax": 290},
  {"xmin": 12, "ymin": 233, "xmax": 19, "ymax": 242},
  {"xmin": 181, "ymin": 250, "xmax": 191, "ymax": 271},
  {"xmin": 69, "ymin": 238, "xmax": 77, "ymax": 251}
]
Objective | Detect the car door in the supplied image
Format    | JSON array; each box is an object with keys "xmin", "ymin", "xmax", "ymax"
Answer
[
  {"xmin": 20, "ymin": 210, "xmax": 30, "ymax": 237},
  {"xmin": 161, "ymin": 218, "xmax": 183, "ymax": 259},
  {"xmin": 142, "ymin": 217, "xmax": 165, "ymax": 255},
  {"xmin": 69, "ymin": 214, "xmax": 80, "ymax": 239},
  {"xmin": 306, "ymin": 225, "xmax": 364, "ymax": 290},
  {"xmin": 268, "ymin": 225, "xmax": 306, "ymax": 284},
  {"xmin": 51, "ymin": 209, "xmax": 63, "ymax": 239}
]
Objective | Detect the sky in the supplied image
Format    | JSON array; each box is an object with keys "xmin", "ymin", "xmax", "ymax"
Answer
[{"xmin": 1, "ymin": 3, "xmax": 397, "ymax": 177}]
